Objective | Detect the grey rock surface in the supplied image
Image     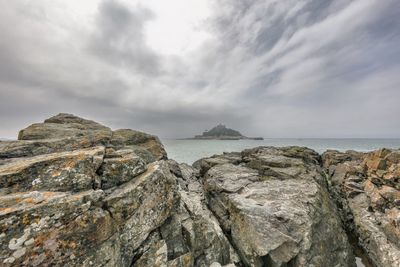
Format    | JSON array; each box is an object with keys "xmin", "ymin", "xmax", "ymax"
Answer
[
  {"xmin": 0, "ymin": 146, "xmax": 105, "ymax": 194},
  {"xmin": 201, "ymin": 147, "xmax": 355, "ymax": 267},
  {"xmin": 1, "ymin": 113, "xmax": 396, "ymax": 267},
  {"xmin": 322, "ymin": 149, "xmax": 400, "ymax": 267},
  {"xmin": 0, "ymin": 114, "xmax": 172, "ymax": 266}
]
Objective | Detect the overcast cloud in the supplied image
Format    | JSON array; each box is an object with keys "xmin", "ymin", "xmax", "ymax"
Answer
[{"xmin": 0, "ymin": 0, "xmax": 399, "ymax": 138}]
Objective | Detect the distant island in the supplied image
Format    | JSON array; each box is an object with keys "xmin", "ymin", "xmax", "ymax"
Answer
[{"xmin": 190, "ymin": 124, "xmax": 263, "ymax": 140}]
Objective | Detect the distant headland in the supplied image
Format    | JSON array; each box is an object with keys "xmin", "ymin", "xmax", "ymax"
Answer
[{"xmin": 188, "ymin": 124, "xmax": 263, "ymax": 140}]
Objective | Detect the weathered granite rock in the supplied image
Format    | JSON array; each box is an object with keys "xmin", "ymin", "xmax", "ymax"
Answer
[
  {"xmin": 18, "ymin": 113, "xmax": 112, "ymax": 143},
  {"xmin": 200, "ymin": 147, "xmax": 355, "ymax": 267},
  {"xmin": 0, "ymin": 114, "xmax": 241, "ymax": 267},
  {"xmin": 0, "ymin": 114, "xmax": 173, "ymax": 266},
  {"xmin": 193, "ymin": 152, "xmax": 242, "ymax": 176},
  {"xmin": 322, "ymin": 149, "xmax": 364, "ymax": 167},
  {"xmin": 0, "ymin": 146, "xmax": 105, "ymax": 194},
  {"xmin": 98, "ymin": 148, "xmax": 146, "ymax": 189},
  {"xmin": 0, "ymin": 139, "xmax": 98, "ymax": 160},
  {"xmin": 3, "ymin": 113, "xmax": 397, "ymax": 267},
  {"xmin": 0, "ymin": 161, "xmax": 177, "ymax": 266},
  {"xmin": 12, "ymin": 113, "xmax": 166, "ymax": 164},
  {"xmin": 322, "ymin": 149, "xmax": 400, "ymax": 267},
  {"xmin": 166, "ymin": 160, "xmax": 240, "ymax": 266},
  {"xmin": 110, "ymin": 129, "xmax": 167, "ymax": 162},
  {"xmin": 132, "ymin": 160, "xmax": 241, "ymax": 267}
]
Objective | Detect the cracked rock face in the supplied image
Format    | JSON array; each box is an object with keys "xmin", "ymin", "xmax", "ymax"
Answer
[
  {"xmin": 0, "ymin": 114, "xmax": 241, "ymax": 267},
  {"xmin": 0, "ymin": 146, "xmax": 105, "ymax": 194},
  {"xmin": 322, "ymin": 149, "xmax": 400, "ymax": 267},
  {"xmin": 2, "ymin": 113, "xmax": 394, "ymax": 267},
  {"xmin": 0, "ymin": 114, "xmax": 173, "ymax": 266},
  {"xmin": 198, "ymin": 147, "xmax": 355, "ymax": 267}
]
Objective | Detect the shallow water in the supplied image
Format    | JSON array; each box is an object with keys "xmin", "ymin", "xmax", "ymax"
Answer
[{"xmin": 163, "ymin": 138, "xmax": 400, "ymax": 164}]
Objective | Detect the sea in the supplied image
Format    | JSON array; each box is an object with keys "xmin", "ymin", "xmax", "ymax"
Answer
[{"xmin": 162, "ymin": 138, "xmax": 400, "ymax": 164}]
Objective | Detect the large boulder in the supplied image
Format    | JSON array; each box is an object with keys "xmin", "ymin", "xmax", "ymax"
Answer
[
  {"xmin": 13, "ymin": 113, "xmax": 166, "ymax": 163},
  {"xmin": 0, "ymin": 114, "xmax": 173, "ymax": 266},
  {"xmin": 18, "ymin": 113, "xmax": 113, "ymax": 147},
  {"xmin": 0, "ymin": 161, "xmax": 177, "ymax": 266},
  {"xmin": 199, "ymin": 147, "xmax": 355, "ymax": 267},
  {"xmin": 322, "ymin": 149, "xmax": 400, "ymax": 267}
]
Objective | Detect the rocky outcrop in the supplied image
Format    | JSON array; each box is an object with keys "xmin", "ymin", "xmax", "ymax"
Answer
[
  {"xmin": 322, "ymin": 149, "xmax": 400, "ymax": 267},
  {"xmin": 0, "ymin": 114, "xmax": 173, "ymax": 266},
  {"xmin": 132, "ymin": 160, "xmax": 240, "ymax": 267},
  {"xmin": 0, "ymin": 114, "xmax": 240, "ymax": 267},
  {"xmin": 2, "ymin": 113, "xmax": 398, "ymax": 267},
  {"xmin": 196, "ymin": 147, "xmax": 355, "ymax": 267},
  {"xmin": 3, "ymin": 113, "xmax": 166, "ymax": 162}
]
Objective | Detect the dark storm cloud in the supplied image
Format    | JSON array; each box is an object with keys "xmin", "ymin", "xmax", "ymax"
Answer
[{"xmin": 0, "ymin": 0, "xmax": 400, "ymax": 139}]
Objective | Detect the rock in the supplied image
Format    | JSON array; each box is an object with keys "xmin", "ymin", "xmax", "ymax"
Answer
[
  {"xmin": 201, "ymin": 147, "xmax": 355, "ymax": 267},
  {"xmin": 322, "ymin": 150, "xmax": 364, "ymax": 167},
  {"xmin": 0, "ymin": 189, "xmax": 107, "ymax": 266},
  {"xmin": 241, "ymin": 146, "xmax": 323, "ymax": 184},
  {"xmin": 192, "ymin": 152, "xmax": 241, "ymax": 176},
  {"xmin": 0, "ymin": 139, "xmax": 97, "ymax": 160},
  {"xmin": 365, "ymin": 157, "xmax": 387, "ymax": 171},
  {"xmin": 133, "ymin": 239, "xmax": 168, "ymax": 267},
  {"xmin": 103, "ymin": 162, "xmax": 177, "ymax": 265},
  {"xmin": 18, "ymin": 113, "xmax": 112, "ymax": 145},
  {"xmin": 130, "ymin": 160, "xmax": 240, "ymax": 267},
  {"xmin": 323, "ymin": 149, "xmax": 400, "ymax": 267},
  {"xmin": 162, "ymin": 160, "xmax": 240, "ymax": 266},
  {"xmin": 110, "ymin": 129, "xmax": 167, "ymax": 162},
  {"xmin": 0, "ymin": 161, "xmax": 176, "ymax": 267},
  {"xmin": 14, "ymin": 113, "xmax": 167, "ymax": 164},
  {"xmin": 98, "ymin": 149, "xmax": 146, "ymax": 189},
  {"xmin": 0, "ymin": 114, "xmax": 173, "ymax": 267},
  {"xmin": 3, "ymin": 113, "xmax": 399, "ymax": 267},
  {"xmin": 0, "ymin": 146, "xmax": 105, "ymax": 194},
  {"xmin": 204, "ymin": 163, "xmax": 259, "ymax": 193}
]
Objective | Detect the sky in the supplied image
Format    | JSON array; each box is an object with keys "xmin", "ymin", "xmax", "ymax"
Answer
[{"xmin": 0, "ymin": 0, "xmax": 399, "ymax": 139}]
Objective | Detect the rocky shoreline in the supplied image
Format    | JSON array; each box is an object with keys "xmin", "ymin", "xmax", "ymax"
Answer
[{"xmin": 0, "ymin": 114, "xmax": 399, "ymax": 266}]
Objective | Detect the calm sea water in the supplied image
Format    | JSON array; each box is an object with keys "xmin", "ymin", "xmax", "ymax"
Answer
[{"xmin": 162, "ymin": 138, "xmax": 400, "ymax": 164}]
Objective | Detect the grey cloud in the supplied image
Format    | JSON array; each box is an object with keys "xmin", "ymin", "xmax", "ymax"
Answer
[
  {"xmin": 90, "ymin": 1, "xmax": 162, "ymax": 76},
  {"xmin": 0, "ymin": 0, "xmax": 400, "ymax": 139}
]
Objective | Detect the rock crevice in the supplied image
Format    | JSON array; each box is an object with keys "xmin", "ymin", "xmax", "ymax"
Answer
[{"xmin": 322, "ymin": 149, "xmax": 400, "ymax": 267}]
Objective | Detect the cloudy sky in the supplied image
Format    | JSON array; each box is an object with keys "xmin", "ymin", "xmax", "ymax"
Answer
[{"xmin": 0, "ymin": 0, "xmax": 399, "ymax": 138}]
